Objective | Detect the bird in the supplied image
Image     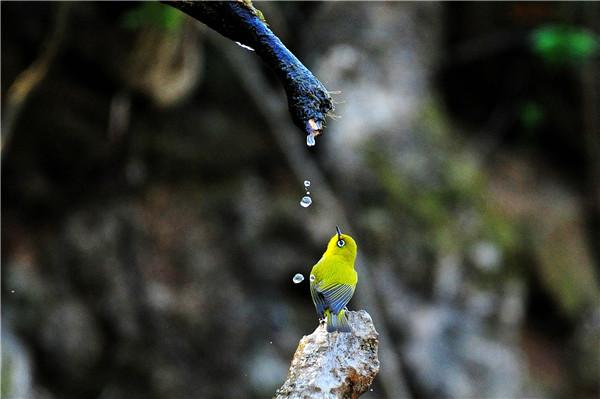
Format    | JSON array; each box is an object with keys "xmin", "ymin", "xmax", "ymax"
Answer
[{"xmin": 309, "ymin": 226, "xmax": 358, "ymax": 333}]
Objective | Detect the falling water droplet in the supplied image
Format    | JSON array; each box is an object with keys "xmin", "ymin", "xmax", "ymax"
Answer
[
  {"xmin": 306, "ymin": 132, "xmax": 316, "ymax": 147},
  {"xmin": 10, "ymin": 290, "xmax": 15, "ymax": 294},
  {"xmin": 300, "ymin": 196, "xmax": 312, "ymax": 208},
  {"xmin": 304, "ymin": 180, "xmax": 311, "ymax": 188},
  {"xmin": 310, "ymin": 274, "xmax": 316, "ymax": 282},
  {"xmin": 269, "ymin": 341, "xmax": 273, "ymax": 344},
  {"xmin": 292, "ymin": 273, "xmax": 305, "ymax": 283},
  {"xmin": 235, "ymin": 41, "xmax": 255, "ymax": 51}
]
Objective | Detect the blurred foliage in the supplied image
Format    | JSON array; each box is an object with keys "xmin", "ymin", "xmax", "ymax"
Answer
[
  {"xmin": 531, "ymin": 24, "xmax": 599, "ymax": 65},
  {"xmin": 519, "ymin": 101, "xmax": 545, "ymax": 130},
  {"xmin": 122, "ymin": 3, "xmax": 184, "ymax": 32},
  {"xmin": 534, "ymin": 218, "xmax": 600, "ymax": 317},
  {"xmin": 1, "ymin": 359, "xmax": 12, "ymax": 398},
  {"xmin": 365, "ymin": 102, "xmax": 519, "ymax": 259}
]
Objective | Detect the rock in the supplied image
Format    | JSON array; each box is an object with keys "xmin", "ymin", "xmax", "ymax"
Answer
[
  {"xmin": 307, "ymin": 2, "xmax": 442, "ymax": 176},
  {"xmin": 275, "ymin": 310, "xmax": 379, "ymax": 399},
  {"xmin": 39, "ymin": 300, "xmax": 103, "ymax": 380},
  {"xmin": 1, "ymin": 329, "xmax": 33, "ymax": 399}
]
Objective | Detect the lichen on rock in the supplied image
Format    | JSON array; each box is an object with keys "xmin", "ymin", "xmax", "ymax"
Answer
[{"xmin": 275, "ymin": 310, "xmax": 379, "ymax": 399}]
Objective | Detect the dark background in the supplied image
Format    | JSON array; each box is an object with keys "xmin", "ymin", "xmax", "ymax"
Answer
[{"xmin": 2, "ymin": 2, "xmax": 599, "ymax": 399}]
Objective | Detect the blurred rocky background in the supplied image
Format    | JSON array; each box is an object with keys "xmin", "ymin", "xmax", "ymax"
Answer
[{"xmin": 2, "ymin": 2, "xmax": 599, "ymax": 399}]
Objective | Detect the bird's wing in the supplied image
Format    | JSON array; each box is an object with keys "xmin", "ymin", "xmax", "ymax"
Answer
[
  {"xmin": 316, "ymin": 282, "xmax": 355, "ymax": 314},
  {"xmin": 310, "ymin": 280, "xmax": 327, "ymax": 318}
]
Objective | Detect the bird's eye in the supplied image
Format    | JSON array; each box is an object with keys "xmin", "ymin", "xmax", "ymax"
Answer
[{"xmin": 337, "ymin": 240, "xmax": 345, "ymax": 248}]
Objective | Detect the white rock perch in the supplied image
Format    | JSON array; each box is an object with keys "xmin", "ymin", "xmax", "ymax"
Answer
[{"xmin": 275, "ymin": 310, "xmax": 380, "ymax": 399}]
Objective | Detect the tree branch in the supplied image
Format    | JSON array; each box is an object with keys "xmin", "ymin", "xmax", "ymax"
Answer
[
  {"xmin": 164, "ymin": 1, "xmax": 334, "ymax": 139},
  {"xmin": 1, "ymin": 3, "xmax": 70, "ymax": 154}
]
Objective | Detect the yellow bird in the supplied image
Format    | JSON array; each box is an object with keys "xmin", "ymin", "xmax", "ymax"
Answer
[{"xmin": 310, "ymin": 226, "xmax": 358, "ymax": 333}]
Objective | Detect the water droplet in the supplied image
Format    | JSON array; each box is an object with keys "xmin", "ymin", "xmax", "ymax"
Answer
[
  {"xmin": 269, "ymin": 341, "xmax": 273, "ymax": 344},
  {"xmin": 369, "ymin": 388, "xmax": 374, "ymax": 392},
  {"xmin": 235, "ymin": 41, "xmax": 255, "ymax": 51},
  {"xmin": 306, "ymin": 132, "xmax": 316, "ymax": 147},
  {"xmin": 310, "ymin": 274, "xmax": 316, "ymax": 282},
  {"xmin": 10, "ymin": 290, "xmax": 15, "ymax": 294},
  {"xmin": 306, "ymin": 191, "xmax": 310, "ymax": 195},
  {"xmin": 292, "ymin": 273, "xmax": 305, "ymax": 283},
  {"xmin": 304, "ymin": 180, "xmax": 311, "ymax": 188},
  {"xmin": 300, "ymin": 196, "xmax": 312, "ymax": 208}
]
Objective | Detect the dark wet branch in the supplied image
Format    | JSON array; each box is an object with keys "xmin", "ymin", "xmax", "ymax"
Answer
[{"xmin": 164, "ymin": 1, "xmax": 334, "ymax": 139}]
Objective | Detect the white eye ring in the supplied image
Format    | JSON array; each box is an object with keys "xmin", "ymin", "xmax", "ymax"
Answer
[{"xmin": 337, "ymin": 240, "xmax": 345, "ymax": 248}]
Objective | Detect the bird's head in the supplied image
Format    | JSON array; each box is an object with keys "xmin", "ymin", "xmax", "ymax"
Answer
[{"xmin": 325, "ymin": 226, "xmax": 357, "ymax": 261}]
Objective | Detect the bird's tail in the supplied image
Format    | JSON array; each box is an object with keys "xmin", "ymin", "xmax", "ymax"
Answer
[{"xmin": 325, "ymin": 309, "xmax": 351, "ymax": 333}]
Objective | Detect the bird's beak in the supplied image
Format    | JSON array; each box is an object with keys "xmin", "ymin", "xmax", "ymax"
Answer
[{"xmin": 336, "ymin": 225, "xmax": 342, "ymax": 241}]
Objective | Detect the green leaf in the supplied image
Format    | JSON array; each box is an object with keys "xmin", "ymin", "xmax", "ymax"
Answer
[
  {"xmin": 519, "ymin": 101, "xmax": 544, "ymax": 129},
  {"xmin": 531, "ymin": 24, "xmax": 599, "ymax": 65}
]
